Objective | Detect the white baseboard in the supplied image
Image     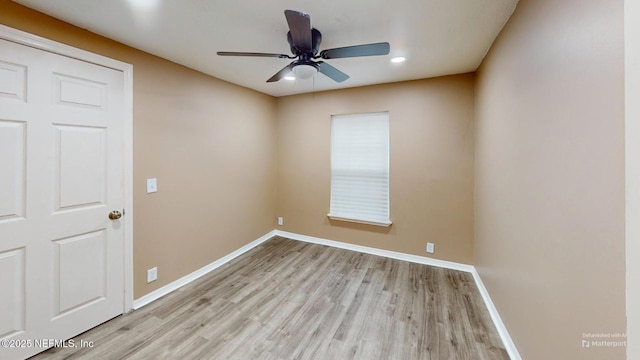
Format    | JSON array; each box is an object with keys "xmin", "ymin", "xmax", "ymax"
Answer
[
  {"xmin": 274, "ymin": 230, "xmax": 475, "ymax": 273},
  {"xmin": 131, "ymin": 228, "xmax": 520, "ymax": 359},
  {"xmin": 275, "ymin": 230, "xmax": 521, "ymax": 360},
  {"xmin": 470, "ymin": 268, "xmax": 522, "ymax": 360},
  {"xmin": 132, "ymin": 230, "xmax": 277, "ymax": 309}
]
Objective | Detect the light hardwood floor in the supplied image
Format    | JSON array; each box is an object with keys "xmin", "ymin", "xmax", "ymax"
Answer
[{"xmin": 32, "ymin": 236, "xmax": 509, "ymax": 359}]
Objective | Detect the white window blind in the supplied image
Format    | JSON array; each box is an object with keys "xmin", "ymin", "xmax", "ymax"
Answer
[{"xmin": 328, "ymin": 112, "xmax": 391, "ymax": 226}]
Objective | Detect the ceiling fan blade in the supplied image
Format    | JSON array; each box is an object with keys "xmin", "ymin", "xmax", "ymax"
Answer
[
  {"xmin": 217, "ymin": 51, "xmax": 293, "ymax": 59},
  {"xmin": 267, "ymin": 63, "xmax": 295, "ymax": 82},
  {"xmin": 284, "ymin": 10, "xmax": 312, "ymax": 51},
  {"xmin": 319, "ymin": 42, "xmax": 390, "ymax": 59},
  {"xmin": 317, "ymin": 61, "xmax": 349, "ymax": 83}
]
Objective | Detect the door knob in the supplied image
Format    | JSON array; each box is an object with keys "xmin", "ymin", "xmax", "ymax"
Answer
[{"xmin": 108, "ymin": 210, "xmax": 122, "ymax": 220}]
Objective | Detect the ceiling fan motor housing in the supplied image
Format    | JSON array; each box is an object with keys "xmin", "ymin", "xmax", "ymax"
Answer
[{"xmin": 288, "ymin": 28, "xmax": 322, "ymax": 58}]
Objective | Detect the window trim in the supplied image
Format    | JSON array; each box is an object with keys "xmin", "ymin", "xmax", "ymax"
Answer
[{"xmin": 326, "ymin": 213, "xmax": 393, "ymax": 227}]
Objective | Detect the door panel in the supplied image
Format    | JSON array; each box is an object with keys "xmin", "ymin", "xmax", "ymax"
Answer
[
  {"xmin": 55, "ymin": 125, "xmax": 106, "ymax": 210},
  {"xmin": 54, "ymin": 73, "xmax": 106, "ymax": 110},
  {"xmin": 0, "ymin": 248, "xmax": 25, "ymax": 338},
  {"xmin": 0, "ymin": 120, "xmax": 26, "ymax": 220},
  {"xmin": 53, "ymin": 230, "xmax": 106, "ymax": 316},
  {"xmin": 0, "ymin": 38, "xmax": 125, "ymax": 360},
  {"xmin": 0, "ymin": 61, "xmax": 26, "ymax": 102}
]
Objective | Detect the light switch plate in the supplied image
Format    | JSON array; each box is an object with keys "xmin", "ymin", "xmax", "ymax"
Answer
[{"xmin": 146, "ymin": 178, "xmax": 157, "ymax": 193}]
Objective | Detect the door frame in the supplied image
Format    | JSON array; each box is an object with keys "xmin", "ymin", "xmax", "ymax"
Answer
[{"xmin": 0, "ymin": 24, "xmax": 135, "ymax": 313}]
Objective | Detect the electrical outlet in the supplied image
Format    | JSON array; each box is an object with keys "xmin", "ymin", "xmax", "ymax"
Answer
[
  {"xmin": 426, "ymin": 243, "xmax": 435, "ymax": 254},
  {"xmin": 147, "ymin": 267, "xmax": 158, "ymax": 283},
  {"xmin": 278, "ymin": 217, "xmax": 284, "ymax": 226}
]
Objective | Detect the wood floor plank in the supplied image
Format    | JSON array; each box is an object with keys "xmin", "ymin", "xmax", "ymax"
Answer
[{"xmin": 31, "ymin": 236, "xmax": 509, "ymax": 360}]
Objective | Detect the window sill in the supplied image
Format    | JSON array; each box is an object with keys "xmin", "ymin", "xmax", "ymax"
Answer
[{"xmin": 327, "ymin": 214, "xmax": 393, "ymax": 227}]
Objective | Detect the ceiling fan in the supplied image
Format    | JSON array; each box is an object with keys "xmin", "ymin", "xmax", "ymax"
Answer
[{"xmin": 217, "ymin": 10, "xmax": 390, "ymax": 83}]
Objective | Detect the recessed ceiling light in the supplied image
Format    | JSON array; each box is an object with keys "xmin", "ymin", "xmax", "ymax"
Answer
[
  {"xmin": 391, "ymin": 56, "xmax": 406, "ymax": 63},
  {"xmin": 284, "ymin": 75, "xmax": 296, "ymax": 81},
  {"xmin": 128, "ymin": 0, "xmax": 159, "ymax": 10}
]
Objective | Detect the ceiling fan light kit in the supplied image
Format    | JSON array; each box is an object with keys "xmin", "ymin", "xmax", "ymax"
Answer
[
  {"xmin": 292, "ymin": 64, "xmax": 317, "ymax": 79},
  {"xmin": 217, "ymin": 10, "xmax": 390, "ymax": 83}
]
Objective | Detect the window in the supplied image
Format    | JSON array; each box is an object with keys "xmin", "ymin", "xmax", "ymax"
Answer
[{"xmin": 328, "ymin": 112, "xmax": 391, "ymax": 227}]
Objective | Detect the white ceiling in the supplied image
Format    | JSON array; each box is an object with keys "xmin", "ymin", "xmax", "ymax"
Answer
[{"xmin": 13, "ymin": 0, "xmax": 519, "ymax": 97}]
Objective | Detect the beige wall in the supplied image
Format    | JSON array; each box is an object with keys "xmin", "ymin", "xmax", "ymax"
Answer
[
  {"xmin": 276, "ymin": 76, "xmax": 475, "ymax": 264},
  {"xmin": 475, "ymin": 0, "xmax": 626, "ymax": 359},
  {"xmin": 626, "ymin": 0, "xmax": 640, "ymax": 357},
  {"xmin": 0, "ymin": 0, "xmax": 278, "ymax": 299}
]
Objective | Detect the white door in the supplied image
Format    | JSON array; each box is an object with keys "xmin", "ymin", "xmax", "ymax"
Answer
[{"xmin": 0, "ymin": 38, "xmax": 125, "ymax": 360}]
